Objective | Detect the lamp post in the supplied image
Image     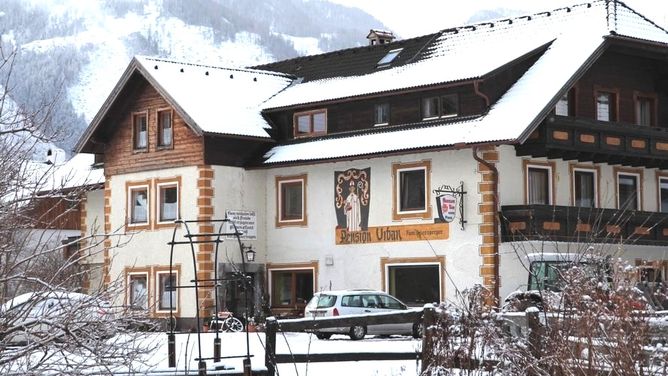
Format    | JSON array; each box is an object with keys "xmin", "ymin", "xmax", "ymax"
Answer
[{"xmin": 239, "ymin": 242, "xmax": 255, "ymax": 376}]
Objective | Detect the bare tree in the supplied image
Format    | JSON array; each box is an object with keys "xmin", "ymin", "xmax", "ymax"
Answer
[{"xmin": 0, "ymin": 43, "xmax": 157, "ymax": 374}]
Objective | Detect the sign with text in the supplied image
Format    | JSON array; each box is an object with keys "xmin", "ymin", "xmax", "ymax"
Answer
[
  {"xmin": 224, "ymin": 210, "xmax": 257, "ymax": 240},
  {"xmin": 436, "ymin": 194, "xmax": 457, "ymax": 223},
  {"xmin": 335, "ymin": 223, "xmax": 449, "ymax": 245}
]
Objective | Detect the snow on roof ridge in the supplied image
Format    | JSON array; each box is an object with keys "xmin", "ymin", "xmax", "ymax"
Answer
[{"xmin": 136, "ymin": 56, "xmax": 294, "ymax": 79}]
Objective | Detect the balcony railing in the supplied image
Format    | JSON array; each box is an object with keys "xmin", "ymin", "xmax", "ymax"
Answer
[
  {"xmin": 500, "ymin": 204, "xmax": 668, "ymax": 246},
  {"xmin": 516, "ymin": 116, "xmax": 668, "ymax": 168}
]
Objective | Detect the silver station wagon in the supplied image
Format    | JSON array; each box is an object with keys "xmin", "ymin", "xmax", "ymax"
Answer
[{"xmin": 304, "ymin": 289, "xmax": 423, "ymax": 340}]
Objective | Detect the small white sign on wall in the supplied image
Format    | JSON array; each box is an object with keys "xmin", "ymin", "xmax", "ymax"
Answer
[{"xmin": 224, "ymin": 210, "xmax": 257, "ymax": 240}]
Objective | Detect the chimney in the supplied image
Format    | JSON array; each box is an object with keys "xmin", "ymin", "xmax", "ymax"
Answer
[{"xmin": 367, "ymin": 29, "xmax": 395, "ymax": 46}]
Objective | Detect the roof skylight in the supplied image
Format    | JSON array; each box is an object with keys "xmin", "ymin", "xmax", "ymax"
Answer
[{"xmin": 377, "ymin": 48, "xmax": 403, "ymax": 67}]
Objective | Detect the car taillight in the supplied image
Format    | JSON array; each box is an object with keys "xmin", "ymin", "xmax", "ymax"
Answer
[{"xmin": 332, "ymin": 308, "xmax": 339, "ymax": 316}]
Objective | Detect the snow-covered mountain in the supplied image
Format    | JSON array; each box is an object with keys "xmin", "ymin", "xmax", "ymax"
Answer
[{"xmin": 0, "ymin": 0, "xmax": 386, "ymax": 152}]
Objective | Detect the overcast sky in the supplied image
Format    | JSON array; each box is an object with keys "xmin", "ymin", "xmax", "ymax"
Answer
[{"xmin": 328, "ymin": 0, "xmax": 668, "ymax": 38}]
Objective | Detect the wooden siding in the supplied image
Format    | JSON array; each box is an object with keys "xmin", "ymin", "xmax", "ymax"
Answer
[
  {"xmin": 577, "ymin": 51, "xmax": 668, "ymax": 127},
  {"xmin": 27, "ymin": 197, "xmax": 81, "ymax": 230},
  {"xmin": 103, "ymin": 80, "xmax": 204, "ymax": 176}
]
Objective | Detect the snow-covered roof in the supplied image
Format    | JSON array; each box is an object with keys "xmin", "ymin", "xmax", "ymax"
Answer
[
  {"xmin": 263, "ymin": 1, "xmax": 668, "ymax": 164},
  {"xmin": 23, "ymin": 153, "xmax": 103, "ymax": 195},
  {"xmin": 134, "ymin": 57, "xmax": 294, "ymax": 138}
]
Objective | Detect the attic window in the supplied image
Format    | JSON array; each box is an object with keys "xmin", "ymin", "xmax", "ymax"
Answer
[{"xmin": 377, "ymin": 48, "xmax": 403, "ymax": 67}]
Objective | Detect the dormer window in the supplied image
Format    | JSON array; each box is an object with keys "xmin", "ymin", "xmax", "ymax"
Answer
[
  {"xmin": 422, "ymin": 94, "xmax": 458, "ymax": 120},
  {"xmin": 374, "ymin": 103, "xmax": 390, "ymax": 126},
  {"xmin": 294, "ymin": 110, "xmax": 327, "ymax": 137},
  {"xmin": 377, "ymin": 48, "xmax": 403, "ymax": 67}
]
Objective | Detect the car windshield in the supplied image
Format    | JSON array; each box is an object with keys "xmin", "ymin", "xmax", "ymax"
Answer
[
  {"xmin": 528, "ymin": 261, "xmax": 603, "ymax": 292},
  {"xmin": 306, "ymin": 294, "xmax": 337, "ymax": 309}
]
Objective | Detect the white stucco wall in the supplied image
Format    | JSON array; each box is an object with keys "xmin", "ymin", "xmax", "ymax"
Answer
[
  {"xmin": 496, "ymin": 145, "xmax": 668, "ymax": 299},
  {"xmin": 211, "ymin": 166, "xmax": 267, "ymax": 265},
  {"xmin": 264, "ymin": 149, "xmax": 484, "ymax": 302},
  {"xmin": 107, "ymin": 166, "xmax": 200, "ymax": 318}
]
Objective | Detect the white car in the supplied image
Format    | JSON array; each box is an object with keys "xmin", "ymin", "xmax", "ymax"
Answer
[
  {"xmin": 0, "ymin": 291, "xmax": 115, "ymax": 344},
  {"xmin": 304, "ymin": 289, "xmax": 423, "ymax": 340}
]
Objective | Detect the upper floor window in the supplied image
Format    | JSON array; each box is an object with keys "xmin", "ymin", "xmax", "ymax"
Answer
[
  {"xmin": 595, "ymin": 90, "xmax": 617, "ymax": 122},
  {"xmin": 422, "ymin": 94, "xmax": 458, "ymax": 120},
  {"xmin": 133, "ymin": 113, "xmax": 148, "ymax": 150},
  {"xmin": 157, "ymin": 180, "xmax": 179, "ymax": 224},
  {"xmin": 276, "ymin": 174, "xmax": 307, "ymax": 226},
  {"xmin": 294, "ymin": 110, "xmax": 326, "ymax": 137},
  {"xmin": 635, "ymin": 93, "xmax": 656, "ymax": 127},
  {"xmin": 617, "ymin": 171, "xmax": 641, "ymax": 210},
  {"xmin": 659, "ymin": 176, "xmax": 668, "ymax": 213},
  {"xmin": 572, "ymin": 167, "xmax": 597, "ymax": 208},
  {"xmin": 158, "ymin": 110, "xmax": 173, "ymax": 147},
  {"xmin": 525, "ymin": 162, "xmax": 554, "ymax": 205},
  {"xmin": 128, "ymin": 184, "xmax": 150, "ymax": 226},
  {"xmin": 374, "ymin": 103, "xmax": 390, "ymax": 126},
  {"xmin": 555, "ymin": 88, "xmax": 576, "ymax": 116},
  {"xmin": 392, "ymin": 161, "xmax": 431, "ymax": 220}
]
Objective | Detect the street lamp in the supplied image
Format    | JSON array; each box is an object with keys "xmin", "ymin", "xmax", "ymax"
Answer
[{"xmin": 244, "ymin": 245, "xmax": 256, "ymax": 263}]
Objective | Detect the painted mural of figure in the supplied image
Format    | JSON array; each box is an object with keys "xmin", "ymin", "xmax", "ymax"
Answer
[{"xmin": 345, "ymin": 181, "xmax": 361, "ymax": 231}]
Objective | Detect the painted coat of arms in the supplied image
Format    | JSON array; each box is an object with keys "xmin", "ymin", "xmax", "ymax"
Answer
[{"xmin": 334, "ymin": 168, "xmax": 370, "ymax": 231}]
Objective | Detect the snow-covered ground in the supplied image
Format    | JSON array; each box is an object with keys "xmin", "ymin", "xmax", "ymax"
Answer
[{"xmin": 144, "ymin": 331, "xmax": 422, "ymax": 375}]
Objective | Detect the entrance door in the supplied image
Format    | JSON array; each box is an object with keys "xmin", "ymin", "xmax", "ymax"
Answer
[
  {"xmin": 387, "ymin": 264, "xmax": 440, "ymax": 306},
  {"xmin": 224, "ymin": 272, "xmax": 256, "ymax": 320}
]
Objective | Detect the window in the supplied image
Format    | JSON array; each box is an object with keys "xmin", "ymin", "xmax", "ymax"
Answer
[
  {"xmin": 573, "ymin": 169, "xmax": 597, "ymax": 208},
  {"xmin": 133, "ymin": 113, "xmax": 148, "ymax": 150},
  {"xmin": 386, "ymin": 263, "xmax": 441, "ymax": 306},
  {"xmin": 374, "ymin": 103, "xmax": 390, "ymax": 125},
  {"xmin": 525, "ymin": 162, "xmax": 553, "ymax": 205},
  {"xmin": 660, "ymin": 177, "xmax": 668, "ymax": 213},
  {"xmin": 128, "ymin": 273, "xmax": 148, "ymax": 310},
  {"xmin": 635, "ymin": 94, "xmax": 656, "ymax": 127},
  {"xmin": 377, "ymin": 48, "xmax": 403, "ymax": 67},
  {"xmin": 270, "ymin": 269, "xmax": 314, "ymax": 307},
  {"xmin": 293, "ymin": 110, "xmax": 326, "ymax": 137},
  {"xmin": 158, "ymin": 110, "xmax": 173, "ymax": 147},
  {"xmin": 422, "ymin": 94, "xmax": 458, "ymax": 119},
  {"xmin": 128, "ymin": 185, "xmax": 149, "ymax": 225},
  {"xmin": 156, "ymin": 271, "xmax": 178, "ymax": 311},
  {"xmin": 157, "ymin": 181, "xmax": 179, "ymax": 223},
  {"xmin": 392, "ymin": 161, "xmax": 431, "ymax": 220},
  {"xmin": 276, "ymin": 175, "xmax": 307, "ymax": 226},
  {"xmin": 617, "ymin": 172, "xmax": 640, "ymax": 210},
  {"xmin": 596, "ymin": 90, "xmax": 617, "ymax": 122},
  {"xmin": 555, "ymin": 88, "xmax": 576, "ymax": 116}
]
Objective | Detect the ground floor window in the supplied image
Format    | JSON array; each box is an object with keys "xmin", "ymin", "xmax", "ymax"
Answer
[
  {"xmin": 387, "ymin": 263, "xmax": 441, "ymax": 306},
  {"xmin": 270, "ymin": 269, "xmax": 314, "ymax": 307},
  {"xmin": 128, "ymin": 273, "xmax": 148, "ymax": 310},
  {"xmin": 156, "ymin": 270, "xmax": 178, "ymax": 312}
]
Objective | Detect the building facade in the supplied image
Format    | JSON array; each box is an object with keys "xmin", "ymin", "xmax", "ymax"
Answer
[{"xmin": 75, "ymin": 1, "xmax": 668, "ymax": 326}]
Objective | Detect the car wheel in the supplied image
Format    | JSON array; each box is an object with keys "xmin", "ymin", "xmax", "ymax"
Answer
[
  {"xmin": 412, "ymin": 322, "xmax": 424, "ymax": 338},
  {"xmin": 315, "ymin": 332, "xmax": 332, "ymax": 340},
  {"xmin": 349, "ymin": 324, "xmax": 366, "ymax": 340}
]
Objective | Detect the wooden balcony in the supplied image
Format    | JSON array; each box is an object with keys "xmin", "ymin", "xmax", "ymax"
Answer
[
  {"xmin": 500, "ymin": 205, "xmax": 668, "ymax": 246},
  {"xmin": 516, "ymin": 116, "xmax": 668, "ymax": 169}
]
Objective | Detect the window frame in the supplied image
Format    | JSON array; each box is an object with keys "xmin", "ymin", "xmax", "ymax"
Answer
[
  {"xmin": 155, "ymin": 177, "xmax": 181, "ymax": 227},
  {"xmin": 126, "ymin": 269, "xmax": 150, "ymax": 311},
  {"xmin": 126, "ymin": 181, "xmax": 151, "ymax": 229},
  {"xmin": 275, "ymin": 174, "xmax": 307, "ymax": 227},
  {"xmin": 267, "ymin": 263, "xmax": 317, "ymax": 308},
  {"xmin": 594, "ymin": 86, "xmax": 619, "ymax": 122},
  {"xmin": 421, "ymin": 94, "xmax": 459, "ymax": 120},
  {"xmin": 633, "ymin": 91, "xmax": 657, "ymax": 127},
  {"xmin": 615, "ymin": 167, "xmax": 643, "ymax": 210},
  {"xmin": 373, "ymin": 103, "xmax": 390, "ymax": 126},
  {"xmin": 569, "ymin": 164, "xmax": 599, "ymax": 208},
  {"xmin": 157, "ymin": 108, "xmax": 174, "ymax": 149},
  {"xmin": 293, "ymin": 109, "xmax": 327, "ymax": 138},
  {"xmin": 523, "ymin": 160, "xmax": 555, "ymax": 205},
  {"xmin": 132, "ymin": 111, "xmax": 149, "ymax": 151},
  {"xmin": 392, "ymin": 160, "xmax": 432, "ymax": 220},
  {"xmin": 658, "ymin": 173, "xmax": 668, "ymax": 213},
  {"xmin": 155, "ymin": 267, "xmax": 180, "ymax": 315},
  {"xmin": 380, "ymin": 256, "xmax": 445, "ymax": 305}
]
